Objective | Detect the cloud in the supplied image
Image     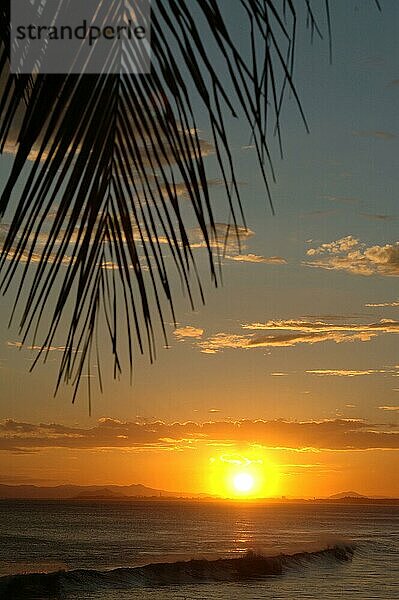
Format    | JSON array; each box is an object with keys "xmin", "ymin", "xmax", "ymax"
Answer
[
  {"xmin": 0, "ymin": 417, "xmax": 397, "ymax": 452},
  {"xmin": 159, "ymin": 179, "xmax": 223, "ymax": 202},
  {"xmin": 197, "ymin": 318, "xmax": 399, "ymax": 354},
  {"xmin": 7, "ymin": 341, "xmax": 67, "ymax": 352},
  {"xmin": 300, "ymin": 314, "xmax": 366, "ymax": 321},
  {"xmin": 226, "ymin": 253, "xmax": 287, "ymax": 264},
  {"xmin": 173, "ymin": 326, "xmax": 204, "ymax": 340},
  {"xmin": 365, "ymin": 300, "xmax": 399, "ymax": 307},
  {"xmin": 0, "ymin": 224, "xmax": 74, "ymax": 266},
  {"xmin": 300, "ymin": 209, "xmax": 335, "ymax": 218},
  {"xmin": 198, "ymin": 333, "xmax": 253, "ymax": 352},
  {"xmin": 189, "ymin": 223, "xmax": 255, "ymax": 254},
  {"xmin": 353, "ymin": 130, "xmax": 397, "ymax": 140},
  {"xmin": 306, "ymin": 369, "xmax": 387, "ymax": 377},
  {"xmin": 360, "ymin": 213, "xmax": 397, "ymax": 222},
  {"xmin": 241, "ymin": 319, "xmax": 399, "ymax": 333},
  {"xmin": 215, "ymin": 454, "xmax": 262, "ymax": 466},
  {"xmin": 1, "ymin": 100, "xmax": 229, "ymax": 269},
  {"xmin": 323, "ymin": 195, "xmax": 359, "ymax": 205},
  {"xmin": 199, "ymin": 331, "xmax": 376, "ymax": 353},
  {"xmin": 188, "ymin": 227, "xmax": 287, "ymax": 264},
  {"xmin": 305, "ymin": 236, "xmax": 399, "ymax": 277},
  {"xmin": 2, "ymin": 217, "xmax": 252, "ymax": 274},
  {"xmin": 378, "ymin": 406, "xmax": 399, "ymax": 412},
  {"xmin": 306, "ymin": 236, "xmax": 359, "ymax": 255},
  {"xmin": 2, "ymin": 96, "xmax": 215, "ymax": 166},
  {"xmin": 359, "ymin": 56, "xmax": 385, "ymax": 68}
]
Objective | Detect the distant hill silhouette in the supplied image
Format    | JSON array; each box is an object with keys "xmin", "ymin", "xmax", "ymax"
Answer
[
  {"xmin": 328, "ymin": 491, "xmax": 366, "ymax": 499},
  {"xmin": 74, "ymin": 488, "xmax": 127, "ymax": 500},
  {"xmin": 0, "ymin": 483, "xmax": 199, "ymax": 500}
]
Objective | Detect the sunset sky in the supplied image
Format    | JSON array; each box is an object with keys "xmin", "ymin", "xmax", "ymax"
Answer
[{"xmin": 0, "ymin": 2, "xmax": 398, "ymax": 498}]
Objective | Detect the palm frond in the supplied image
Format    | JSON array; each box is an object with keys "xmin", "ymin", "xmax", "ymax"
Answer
[{"xmin": 0, "ymin": 1, "xmax": 375, "ymax": 402}]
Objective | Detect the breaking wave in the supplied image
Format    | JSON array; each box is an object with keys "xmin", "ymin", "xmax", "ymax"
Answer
[{"xmin": 0, "ymin": 544, "xmax": 354, "ymax": 599}]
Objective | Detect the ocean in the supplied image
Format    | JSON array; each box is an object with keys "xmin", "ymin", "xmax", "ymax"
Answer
[{"xmin": 0, "ymin": 500, "xmax": 397, "ymax": 599}]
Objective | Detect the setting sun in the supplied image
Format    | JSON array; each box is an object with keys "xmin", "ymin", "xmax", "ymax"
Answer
[
  {"xmin": 233, "ymin": 472, "xmax": 254, "ymax": 494},
  {"xmin": 208, "ymin": 452, "xmax": 280, "ymax": 499}
]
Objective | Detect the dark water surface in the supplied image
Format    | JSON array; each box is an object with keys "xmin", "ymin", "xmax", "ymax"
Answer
[{"xmin": 0, "ymin": 500, "xmax": 397, "ymax": 599}]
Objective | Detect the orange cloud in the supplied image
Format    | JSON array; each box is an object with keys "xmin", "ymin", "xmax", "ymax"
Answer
[
  {"xmin": 305, "ymin": 236, "xmax": 399, "ymax": 276},
  {"xmin": 227, "ymin": 254, "xmax": 287, "ymax": 264},
  {"xmin": 173, "ymin": 326, "xmax": 204, "ymax": 340},
  {"xmin": 241, "ymin": 319, "xmax": 399, "ymax": 332},
  {"xmin": 197, "ymin": 319, "xmax": 399, "ymax": 353},
  {"xmin": 0, "ymin": 418, "xmax": 397, "ymax": 452},
  {"xmin": 365, "ymin": 300, "xmax": 399, "ymax": 307},
  {"xmin": 306, "ymin": 369, "xmax": 389, "ymax": 377}
]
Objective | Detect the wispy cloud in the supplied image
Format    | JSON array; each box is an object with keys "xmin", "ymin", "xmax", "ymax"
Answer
[
  {"xmin": 323, "ymin": 195, "xmax": 359, "ymax": 205},
  {"xmin": 300, "ymin": 209, "xmax": 335, "ymax": 218},
  {"xmin": 226, "ymin": 253, "xmax": 287, "ymax": 264},
  {"xmin": 173, "ymin": 326, "xmax": 204, "ymax": 340},
  {"xmin": 0, "ymin": 417, "xmax": 397, "ymax": 452},
  {"xmin": 353, "ymin": 130, "xmax": 397, "ymax": 140},
  {"xmin": 0, "ymin": 224, "xmax": 73, "ymax": 266},
  {"xmin": 189, "ymin": 223, "xmax": 254, "ymax": 254},
  {"xmin": 159, "ymin": 179, "xmax": 223, "ymax": 202},
  {"xmin": 1, "ymin": 218, "xmax": 258, "ymax": 273},
  {"xmin": 7, "ymin": 341, "xmax": 67, "ymax": 353},
  {"xmin": 186, "ymin": 223, "xmax": 285, "ymax": 266},
  {"xmin": 197, "ymin": 318, "xmax": 399, "ymax": 354},
  {"xmin": 241, "ymin": 319, "xmax": 399, "ymax": 333},
  {"xmin": 365, "ymin": 300, "xmax": 399, "ymax": 307},
  {"xmin": 360, "ymin": 213, "xmax": 397, "ymax": 222},
  {"xmin": 378, "ymin": 406, "xmax": 399, "ymax": 412},
  {"xmin": 306, "ymin": 369, "xmax": 388, "ymax": 377},
  {"xmin": 359, "ymin": 56, "xmax": 385, "ymax": 69},
  {"xmin": 300, "ymin": 314, "xmax": 367, "ymax": 321},
  {"xmin": 270, "ymin": 366, "xmax": 398, "ymax": 378},
  {"xmin": 199, "ymin": 331, "xmax": 375, "ymax": 353},
  {"xmin": 3, "ymin": 106, "xmax": 215, "ymax": 166},
  {"xmin": 305, "ymin": 236, "xmax": 399, "ymax": 277}
]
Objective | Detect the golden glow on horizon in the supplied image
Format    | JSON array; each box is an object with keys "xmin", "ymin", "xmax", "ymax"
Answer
[{"xmin": 208, "ymin": 450, "xmax": 280, "ymax": 498}]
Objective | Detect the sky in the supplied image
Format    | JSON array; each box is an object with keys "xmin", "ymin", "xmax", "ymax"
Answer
[{"xmin": 0, "ymin": 1, "xmax": 398, "ymax": 498}]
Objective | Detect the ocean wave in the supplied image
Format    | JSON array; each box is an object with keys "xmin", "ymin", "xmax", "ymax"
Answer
[{"xmin": 0, "ymin": 544, "xmax": 354, "ymax": 599}]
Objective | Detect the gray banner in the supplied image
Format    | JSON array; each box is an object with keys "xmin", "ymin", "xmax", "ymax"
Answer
[{"xmin": 11, "ymin": 0, "xmax": 151, "ymax": 74}]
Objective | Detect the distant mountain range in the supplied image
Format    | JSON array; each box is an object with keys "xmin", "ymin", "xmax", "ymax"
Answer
[
  {"xmin": 0, "ymin": 483, "xmax": 201, "ymax": 500},
  {"xmin": 0, "ymin": 485, "xmax": 396, "ymax": 501}
]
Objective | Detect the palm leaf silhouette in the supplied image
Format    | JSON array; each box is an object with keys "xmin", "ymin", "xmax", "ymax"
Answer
[{"xmin": 0, "ymin": 1, "xmax": 380, "ymax": 403}]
